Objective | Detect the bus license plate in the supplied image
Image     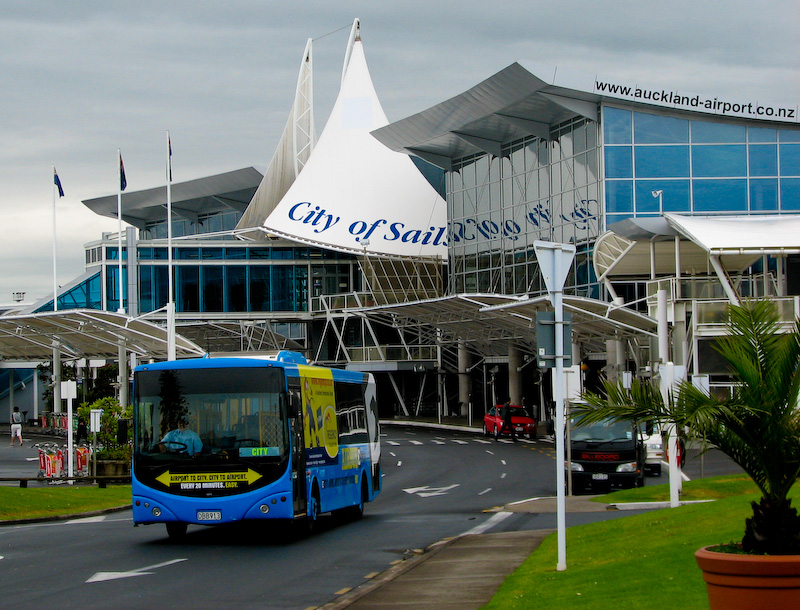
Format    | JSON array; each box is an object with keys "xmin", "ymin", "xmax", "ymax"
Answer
[
  {"xmin": 592, "ymin": 473, "xmax": 609, "ymax": 481},
  {"xmin": 197, "ymin": 511, "xmax": 221, "ymax": 521}
]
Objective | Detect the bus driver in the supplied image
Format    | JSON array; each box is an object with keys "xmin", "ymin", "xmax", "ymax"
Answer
[{"xmin": 159, "ymin": 418, "xmax": 203, "ymax": 456}]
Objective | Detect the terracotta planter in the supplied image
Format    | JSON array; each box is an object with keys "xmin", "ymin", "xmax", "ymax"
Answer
[{"xmin": 696, "ymin": 546, "xmax": 800, "ymax": 609}]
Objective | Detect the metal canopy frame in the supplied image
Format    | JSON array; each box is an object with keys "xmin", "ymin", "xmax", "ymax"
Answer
[
  {"xmin": 0, "ymin": 310, "xmax": 205, "ymax": 361},
  {"xmin": 353, "ymin": 293, "xmax": 657, "ymax": 357}
]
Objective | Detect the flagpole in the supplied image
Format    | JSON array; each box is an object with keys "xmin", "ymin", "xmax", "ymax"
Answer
[
  {"xmin": 117, "ymin": 149, "xmax": 125, "ymax": 314},
  {"xmin": 52, "ymin": 165, "xmax": 59, "ymax": 312},
  {"xmin": 166, "ymin": 131, "xmax": 176, "ymax": 361}
]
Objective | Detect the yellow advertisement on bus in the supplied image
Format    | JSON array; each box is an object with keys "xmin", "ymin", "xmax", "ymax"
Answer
[{"xmin": 298, "ymin": 365, "xmax": 339, "ymax": 466}]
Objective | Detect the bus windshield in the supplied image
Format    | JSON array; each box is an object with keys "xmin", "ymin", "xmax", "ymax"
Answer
[{"xmin": 134, "ymin": 366, "xmax": 288, "ymax": 468}]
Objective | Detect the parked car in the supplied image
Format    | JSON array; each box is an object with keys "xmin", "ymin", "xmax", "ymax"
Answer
[{"xmin": 483, "ymin": 405, "xmax": 537, "ymax": 439}]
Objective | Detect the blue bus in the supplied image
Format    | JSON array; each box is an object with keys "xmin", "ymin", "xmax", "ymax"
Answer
[{"xmin": 131, "ymin": 351, "xmax": 381, "ymax": 539}]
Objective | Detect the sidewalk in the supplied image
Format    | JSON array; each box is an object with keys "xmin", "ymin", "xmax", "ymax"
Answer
[
  {"xmin": 326, "ymin": 418, "xmax": 608, "ymax": 609},
  {"xmin": 320, "ymin": 495, "xmax": 613, "ymax": 610}
]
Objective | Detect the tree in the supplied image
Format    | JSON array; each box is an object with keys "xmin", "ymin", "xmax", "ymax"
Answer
[{"xmin": 574, "ymin": 300, "xmax": 800, "ymax": 555}]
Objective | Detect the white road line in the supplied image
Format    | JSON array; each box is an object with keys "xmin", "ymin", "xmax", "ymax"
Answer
[
  {"xmin": 464, "ymin": 511, "xmax": 513, "ymax": 535},
  {"xmin": 478, "ymin": 488, "xmax": 492, "ymax": 496},
  {"xmin": 386, "ymin": 441, "xmax": 400, "ymax": 446},
  {"xmin": 501, "ymin": 460, "xmax": 507, "ymax": 465},
  {"xmin": 451, "ymin": 440, "xmax": 468, "ymax": 445},
  {"xmin": 397, "ymin": 461, "xmax": 402, "ymax": 467},
  {"xmin": 473, "ymin": 439, "xmax": 492, "ymax": 444},
  {"xmin": 409, "ymin": 440, "xmax": 423, "ymax": 446},
  {"xmin": 485, "ymin": 450, "xmax": 495, "ymax": 455},
  {"xmin": 431, "ymin": 440, "xmax": 445, "ymax": 445},
  {"xmin": 501, "ymin": 473, "xmax": 507, "ymax": 479}
]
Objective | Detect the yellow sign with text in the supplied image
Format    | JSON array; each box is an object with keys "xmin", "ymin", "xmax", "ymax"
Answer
[{"xmin": 156, "ymin": 469, "xmax": 262, "ymax": 490}]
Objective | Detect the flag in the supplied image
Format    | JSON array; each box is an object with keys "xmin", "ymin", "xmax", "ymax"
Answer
[
  {"xmin": 167, "ymin": 133, "xmax": 173, "ymax": 182},
  {"xmin": 119, "ymin": 153, "xmax": 127, "ymax": 191},
  {"xmin": 53, "ymin": 168, "xmax": 64, "ymax": 197}
]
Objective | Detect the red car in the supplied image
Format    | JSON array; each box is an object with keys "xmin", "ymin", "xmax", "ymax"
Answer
[{"xmin": 483, "ymin": 405, "xmax": 537, "ymax": 439}]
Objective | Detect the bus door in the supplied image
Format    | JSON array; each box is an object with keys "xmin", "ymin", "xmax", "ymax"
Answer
[{"xmin": 288, "ymin": 377, "xmax": 307, "ymax": 515}]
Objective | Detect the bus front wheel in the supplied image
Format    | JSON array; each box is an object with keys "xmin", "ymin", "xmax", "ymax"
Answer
[{"xmin": 166, "ymin": 521, "xmax": 187, "ymax": 540}]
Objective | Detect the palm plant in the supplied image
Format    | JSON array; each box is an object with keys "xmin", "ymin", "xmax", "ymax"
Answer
[{"xmin": 575, "ymin": 300, "xmax": 800, "ymax": 554}]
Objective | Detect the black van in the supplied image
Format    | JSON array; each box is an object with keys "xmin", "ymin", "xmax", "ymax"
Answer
[{"xmin": 567, "ymin": 417, "xmax": 645, "ymax": 494}]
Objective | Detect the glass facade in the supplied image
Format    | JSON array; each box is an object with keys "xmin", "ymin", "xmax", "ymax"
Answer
[
  {"xmin": 603, "ymin": 106, "xmax": 800, "ymax": 224},
  {"xmin": 448, "ymin": 117, "xmax": 601, "ymax": 297}
]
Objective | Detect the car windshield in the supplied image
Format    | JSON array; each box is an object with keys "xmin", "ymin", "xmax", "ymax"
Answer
[
  {"xmin": 510, "ymin": 407, "xmax": 531, "ymax": 418},
  {"xmin": 571, "ymin": 419, "xmax": 632, "ymax": 442}
]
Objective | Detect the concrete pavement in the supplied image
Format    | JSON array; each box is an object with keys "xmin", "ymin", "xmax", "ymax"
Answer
[{"xmin": 319, "ymin": 495, "xmax": 615, "ymax": 610}]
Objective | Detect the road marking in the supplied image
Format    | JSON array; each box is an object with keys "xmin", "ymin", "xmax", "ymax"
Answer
[
  {"xmin": 386, "ymin": 441, "xmax": 400, "ymax": 446},
  {"xmin": 409, "ymin": 440, "xmax": 423, "ymax": 446},
  {"xmin": 403, "ymin": 484, "xmax": 460, "ymax": 498},
  {"xmin": 473, "ymin": 439, "xmax": 492, "ymax": 444},
  {"xmin": 335, "ymin": 587, "xmax": 352, "ymax": 595},
  {"xmin": 86, "ymin": 558, "xmax": 187, "ymax": 583},
  {"xmin": 501, "ymin": 460, "xmax": 506, "ymax": 465},
  {"xmin": 431, "ymin": 440, "xmax": 445, "ymax": 445},
  {"xmin": 451, "ymin": 440, "xmax": 468, "ymax": 445},
  {"xmin": 485, "ymin": 450, "xmax": 495, "ymax": 455},
  {"xmin": 478, "ymin": 488, "xmax": 492, "ymax": 495},
  {"xmin": 66, "ymin": 516, "xmax": 106, "ymax": 525},
  {"xmin": 464, "ymin": 511, "xmax": 512, "ymax": 535},
  {"xmin": 501, "ymin": 473, "xmax": 507, "ymax": 479},
  {"xmin": 397, "ymin": 461, "xmax": 402, "ymax": 467}
]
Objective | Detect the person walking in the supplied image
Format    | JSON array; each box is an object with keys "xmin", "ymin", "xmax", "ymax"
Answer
[
  {"xmin": 10, "ymin": 406, "xmax": 24, "ymax": 446},
  {"xmin": 496, "ymin": 400, "xmax": 517, "ymax": 442}
]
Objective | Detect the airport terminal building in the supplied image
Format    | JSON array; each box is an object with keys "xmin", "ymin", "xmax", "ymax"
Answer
[{"xmin": 3, "ymin": 26, "xmax": 800, "ymax": 424}]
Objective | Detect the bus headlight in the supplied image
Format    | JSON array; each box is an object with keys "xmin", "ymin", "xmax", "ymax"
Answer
[
  {"xmin": 259, "ymin": 504, "xmax": 270, "ymax": 514},
  {"xmin": 567, "ymin": 461, "xmax": 584, "ymax": 472},
  {"xmin": 616, "ymin": 462, "xmax": 638, "ymax": 473},
  {"xmin": 152, "ymin": 507, "xmax": 162, "ymax": 517}
]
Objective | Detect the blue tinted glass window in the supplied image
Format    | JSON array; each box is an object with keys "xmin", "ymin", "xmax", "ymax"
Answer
[
  {"xmin": 225, "ymin": 248, "xmax": 247, "ymax": 259},
  {"xmin": 780, "ymin": 129, "xmax": 800, "ymax": 143},
  {"xmin": 634, "ymin": 113, "xmax": 689, "ymax": 144},
  {"xmin": 605, "ymin": 180, "xmax": 633, "ymax": 213},
  {"xmin": 201, "ymin": 267, "xmax": 223, "ymax": 312},
  {"xmin": 691, "ymin": 121, "xmax": 745, "ymax": 143},
  {"xmin": 692, "ymin": 145, "xmax": 747, "ymax": 177},
  {"xmin": 201, "ymin": 248, "xmax": 224, "ymax": 260},
  {"xmin": 177, "ymin": 248, "xmax": 199, "ymax": 260},
  {"xmin": 749, "ymin": 179, "xmax": 778, "ymax": 211},
  {"xmin": 248, "ymin": 248, "xmax": 272, "ymax": 259},
  {"xmin": 693, "ymin": 179, "xmax": 747, "ymax": 211},
  {"xmin": 603, "ymin": 107, "xmax": 632, "ymax": 144},
  {"xmin": 226, "ymin": 266, "xmax": 247, "ymax": 313},
  {"xmin": 780, "ymin": 144, "xmax": 800, "ymax": 176},
  {"xmin": 249, "ymin": 267, "xmax": 271, "ymax": 311},
  {"xmin": 749, "ymin": 127, "xmax": 777, "ymax": 143},
  {"xmin": 781, "ymin": 178, "xmax": 800, "ymax": 210},
  {"xmin": 636, "ymin": 180, "xmax": 690, "ymax": 213},
  {"xmin": 749, "ymin": 145, "xmax": 778, "ymax": 176},
  {"xmin": 635, "ymin": 146, "xmax": 690, "ymax": 178},
  {"xmin": 177, "ymin": 266, "xmax": 199, "ymax": 312},
  {"xmin": 605, "ymin": 213, "xmax": 634, "ymax": 226},
  {"xmin": 605, "ymin": 147, "xmax": 632, "ymax": 178}
]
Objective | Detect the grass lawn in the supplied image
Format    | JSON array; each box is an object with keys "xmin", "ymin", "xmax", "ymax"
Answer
[
  {"xmin": 0, "ymin": 485, "xmax": 131, "ymax": 522},
  {"xmin": 483, "ymin": 475, "xmax": 780, "ymax": 610}
]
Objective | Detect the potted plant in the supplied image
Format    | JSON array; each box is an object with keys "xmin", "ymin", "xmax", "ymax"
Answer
[{"xmin": 573, "ymin": 300, "xmax": 800, "ymax": 609}]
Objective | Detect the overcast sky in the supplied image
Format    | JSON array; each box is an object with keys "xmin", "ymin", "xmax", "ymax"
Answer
[{"xmin": 2, "ymin": 1, "xmax": 799, "ymax": 305}]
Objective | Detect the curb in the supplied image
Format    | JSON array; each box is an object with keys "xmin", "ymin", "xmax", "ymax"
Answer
[
  {"xmin": 0, "ymin": 504, "xmax": 132, "ymax": 527},
  {"xmin": 317, "ymin": 534, "xmax": 462, "ymax": 610}
]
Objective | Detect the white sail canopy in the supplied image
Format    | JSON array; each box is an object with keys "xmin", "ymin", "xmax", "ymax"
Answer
[
  {"xmin": 236, "ymin": 39, "xmax": 316, "ymax": 235},
  {"xmin": 262, "ymin": 22, "xmax": 448, "ymax": 258}
]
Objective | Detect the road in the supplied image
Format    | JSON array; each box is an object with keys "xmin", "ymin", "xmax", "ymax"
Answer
[{"xmin": 0, "ymin": 426, "xmax": 741, "ymax": 609}]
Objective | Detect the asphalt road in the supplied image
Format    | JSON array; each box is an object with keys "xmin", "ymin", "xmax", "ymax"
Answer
[{"xmin": 0, "ymin": 426, "xmax": 742, "ymax": 609}]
